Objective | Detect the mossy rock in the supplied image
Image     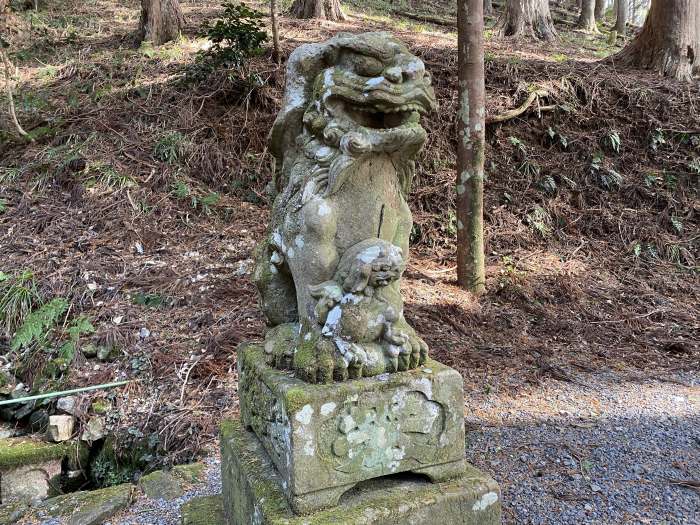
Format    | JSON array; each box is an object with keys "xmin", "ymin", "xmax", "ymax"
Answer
[
  {"xmin": 181, "ymin": 494, "xmax": 224, "ymax": 525},
  {"xmin": 30, "ymin": 483, "xmax": 133, "ymax": 525},
  {"xmin": 0, "ymin": 500, "xmax": 28, "ymax": 525},
  {"xmin": 138, "ymin": 470, "xmax": 184, "ymax": 500},
  {"xmin": 0, "ymin": 436, "xmax": 76, "ymax": 470},
  {"xmin": 172, "ymin": 462, "xmax": 206, "ymax": 484}
]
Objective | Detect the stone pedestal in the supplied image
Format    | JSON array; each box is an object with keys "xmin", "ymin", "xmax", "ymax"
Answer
[
  {"xmin": 221, "ymin": 419, "xmax": 501, "ymax": 525},
  {"xmin": 221, "ymin": 344, "xmax": 501, "ymax": 524}
]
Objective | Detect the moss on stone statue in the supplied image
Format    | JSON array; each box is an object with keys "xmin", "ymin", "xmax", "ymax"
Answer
[
  {"xmin": 0, "ymin": 437, "xmax": 77, "ymax": 470},
  {"xmin": 221, "ymin": 418, "xmax": 501, "ymax": 524}
]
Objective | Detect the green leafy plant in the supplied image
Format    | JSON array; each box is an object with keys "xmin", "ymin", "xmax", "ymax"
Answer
[
  {"xmin": 526, "ymin": 206, "xmax": 552, "ymax": 238},
  {"xmin": 649, "ymin": 128, "xmax": 666, "ymax": 151},
  {"xmin": 203, "ymin": 2, "xmax": 268, "ymax": 67},
  {"xmin": 154, "ymin": 131, "xmax": 185, "ymax": 164},
  {"xmin": 546, "ymin": 127, "xmax": 568, "ymax": 149},
  {"xmin": 0, "ymin": 199, "xmax": 6, "ymax": 214},
  {"xmin": 688, "ymin": 157, "xmax": 700, "ymax": 175},
  {"xmin": 187, "ymin": 2, "xmax": 268, "ymax": 82},
  {"xmin": 58, "ymin": 316, "xmax": 95, "ymax": 361},
  {"xmin": 508, "ymin": 136, "xmax": 526, "ymax": 155},
  {"xmin": 602, "ymin": 129, "xmax": 621, "ymax": 153},
  {"xmin": 590, "ymin": 154, "xmax": 623, "ymax": 191},
  {"xmin": 10, "ymin": 298, "xmax": 68, "ymax": 351},
  {"xmin": 87, "ymin": 163, "xmax": 135, "ymax": 190},
  {"xmin": 0, "ymin": 270, "xmax": 41, "ymax": 336},
  {"xmin": 537, "ymin": 175, "xmax": 557, "ymax": 194}
]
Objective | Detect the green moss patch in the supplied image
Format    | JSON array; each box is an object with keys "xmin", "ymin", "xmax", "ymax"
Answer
[
  {"xmin": 181, "ymin": 495, "xmax": 224, "ymax": 525},
  {"xmin": 0, "ymin": 437, "xmax": 75, "ymax": 470}
]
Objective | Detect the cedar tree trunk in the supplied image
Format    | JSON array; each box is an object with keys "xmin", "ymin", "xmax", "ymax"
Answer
[
  {"xmin": 577, "ymin": 0, "xmax": 598, "ymax": 32},
  {"xmin": 289, "ymin": 0, "xmax": 345, "ymax": 21},
  {"xmin": 594, "ymin": 0, "xmax": 606, "ymax": 20},
  {"xmin": 456, "ymin": 0, "xmax": 487, "ymax": 294},
  {"xmin": 613, "ymin": 0, "xmax": 699, "ymax": 80},
  {"xmin": 138, "ymin": 0, "xmax": 184, "ymax": 45},
  {"xmin": 614, "ymin": 0, "xmax": 628, "ymax": 34},
  {"xmin": 496, "ymin": 0, "xmax": 557, "ymax": 40}
]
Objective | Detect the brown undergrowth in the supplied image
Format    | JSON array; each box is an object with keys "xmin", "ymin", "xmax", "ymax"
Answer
[{"xmin": 0, "ymin": 0, "xmax": 697, "ymax": 465}]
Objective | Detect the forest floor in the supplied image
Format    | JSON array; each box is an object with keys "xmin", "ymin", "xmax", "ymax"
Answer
[{"xmin": 1, "ymin": 0, "xmax": 698, "ymax": 524}]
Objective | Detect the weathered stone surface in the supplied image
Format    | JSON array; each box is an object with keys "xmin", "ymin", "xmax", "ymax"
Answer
[
  {"xmin": 221, "ymin": 419, "xmax": 501, "ymax": 524},
  {"xmin": 47, "ymin": 414, "xmax": 75, "ymax": 442},
  {"xmin": 0, "ymin": 500, "xmax": 27, "ymax": 525},
  {"xmin": 0, "ymin": 460, "xmax": 62, "ymax": 503},
  {"xmin": 181, "ymin": 494, "xmax": 224, "ymax": 525},
  {"xmin": 238, "ymin": 346, "xmax": 466, "ymax": 513},
  {"xmin": 254, "ymin": 32, "xmax": 436, "ymax": 384},
  {"xmin": 172, "ymin": 462, "xmax": 207, "ymax": 483},
  {"xmin": 57, "ymin": 396, "xmax": 79, "ymax": 415},
  {"xmin": 0, "ymin": 437, "xmax": 87, "ymax": 503},
  {"xmin": 30, "ymin": 483, "xmax": 133, "ymax": 525},
  {"xmin": 139, "ymin": 470, "xmax": 185, "ymax": 500},
  {"xmin": 81, "ymin": 416, "xmax": 105, "ymax": 442}
]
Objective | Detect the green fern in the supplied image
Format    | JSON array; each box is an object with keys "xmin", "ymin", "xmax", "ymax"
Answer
[
  {"xmin": 59, "ymin": 315, "xmax": 95, "ymax": 360},
  {"xmin": 0, "ymin": 271, "xmax": 41, "ymax": 336},
  {"xmin": 11, "ymin": 298, "xmax": 68, "ymax": 351}
]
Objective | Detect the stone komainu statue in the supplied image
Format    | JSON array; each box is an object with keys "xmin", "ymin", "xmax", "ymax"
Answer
[{"xmin": 254, "ymin": 32, "xmax": 436, "ymax": 384}]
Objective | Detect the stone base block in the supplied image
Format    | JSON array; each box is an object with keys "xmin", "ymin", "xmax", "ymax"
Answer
[
  {"xmin": 238, "ymin": 344, "xmax": 467, "ymax": 513},
  {"xmin": 221, "ymin": 419, "xmax": 501, "ymax": 525}
]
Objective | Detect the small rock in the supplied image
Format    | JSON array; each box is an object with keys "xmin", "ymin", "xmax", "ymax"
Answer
[
  {"xmin": 81, "ymin": 417, "xmax": 105, "ymax": 443},
  {"xmin": 47, "ymin": 415, "xmax": 75, "ymax": 442},
  {"xmin": 81, "ymin": 344, "xmax": 98, "ymax": 358},
  {"xmin": 590, "ymin": 483, "xmax": 602, "ymax": 493},
  {"xmin": 96, "ymin": 346, "xmax": 117, "ymax": 362},
  {"xmin": 56, "ymin": 396, "xmax": 79, "ymax": 415},
  {"xmin": 138, "ymin": 470, "xmax": 184, "ymax": 501},
  {"xmin": 584, "ymin": 503, "xmax": 593, "ymax": 511},
  {"xmin": 139, "ymin": 327, "xmax": 151, "ymax": 339},
  {"xmin": 28, "ymin": 409, "xmax": 50, "ymax": 433}
]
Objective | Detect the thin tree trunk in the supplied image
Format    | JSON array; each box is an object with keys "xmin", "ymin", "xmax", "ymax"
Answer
[
  {"xmin": 457, "ymin": 0, "xmax": 486, "ymax": 294},
  {"xmin": 614, "ymin": 0, "xmax": 628, "ymax": 34},
  {"xmin": 594, "ymin": 0, "xmax": 606, "ymax": 20},
  {"xmin": 577, "ymin": 0, "xmax": 598, "ymax": 32},
  {"xmin": 612, "ymin": 0, "xmax": 699, "ymax": 80},
  {"xmin": 1, "ymin": 48, "xmax": 33, "ymax": 141},
  {"xmin": 270, "ymin": 0, "xmax": 280, "ymax": 64},
  {"xmin": 496, "ymin": 0, "xmax": 557, "ymax": 40},
  {"xmin": 484, "ymin": 0, "xmax": 494, "ymax": 16},
  {"xmin": 289, "ymin": 0, "xmax": 345, "ymax": 21},
  {"xmin": 137, "ymin": 0, "xmax": 184, "ymax": 46}
]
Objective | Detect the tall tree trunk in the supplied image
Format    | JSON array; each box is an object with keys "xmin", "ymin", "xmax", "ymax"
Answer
[
  {"xmin": 614, "ymin": 0, "xmax": 628, "ymax": 34},
  {"xmin": 137, "ymin": 0, "xmax": 183, "ymax": 45},
  {"xmin": 496, "ymin": 0, "xmax": 557, "ymax": 40},
  {"xmin": 484, "ymin": 0, "xmax": 493, "ymax": 16},
  {"xmin": 457, "ymin": 0, "xmax": 486, "ymax": 294},
  {"xmin": 289, "ymin": 0, "xmax": 345, "ymax": 21},
  {"xmin": 577, "ymin": 0, "xmax": 598, "ymax": 32},
  {"xmin": 594, "ymin": 0, "xmax": 606, "ymax": 20},
  {"xmin": 613, "ymin": 0, "xmax": 699, "ymax": 80},
  {"xmin": 270, "ymin": 0, "xmax": 281, "ymax": 64}
]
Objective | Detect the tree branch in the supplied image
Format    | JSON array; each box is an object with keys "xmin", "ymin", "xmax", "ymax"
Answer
[{"xmin": 1, "ymin": 47, "xmax": 33, "ymax": 141}]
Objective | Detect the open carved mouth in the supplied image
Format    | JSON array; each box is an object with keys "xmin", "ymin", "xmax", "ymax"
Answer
[{"xmin": 339, "ymin": 101, "xmax": 425, "ymax": 130}]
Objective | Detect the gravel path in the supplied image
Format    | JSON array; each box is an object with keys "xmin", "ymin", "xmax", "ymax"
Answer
[
  {"xmin": 466, "ymin": 371, "xmax": 700, "ymax": 524},
  {"xmin": 95, "ymin": 371, "xmax": 700, "ymax": 525}
]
